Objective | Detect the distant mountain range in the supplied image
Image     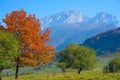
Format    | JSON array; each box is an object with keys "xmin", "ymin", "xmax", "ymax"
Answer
[
  {"xmin": 41, "ymin": 11, "xmax": 120, "ymax": 50},
  {"xmin": 82, "ymin": 27, "xmax": 120, "ymax": 55},
  {"xmin": 41, "ymin": 11, "xmax": 89, "ymax": 29}
]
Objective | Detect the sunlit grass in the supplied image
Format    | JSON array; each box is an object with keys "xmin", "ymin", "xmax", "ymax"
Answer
[
  {"xmin": 3, "ymin": 70, "xmax": 120, "ymax": 80},
  {"xmin": 3, "ymin": 54, "xmax": 120, "ymax": 80}
]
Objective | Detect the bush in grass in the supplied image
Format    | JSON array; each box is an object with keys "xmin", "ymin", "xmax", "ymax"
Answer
[
  {"xmin": 108, "ymin": 57, "xmax": 120, "ymax": 73},
  {"xmin": 104, "ymin": 57, "xmax": 120, "ymax": 73},
  {"xmin": 57, "ymin": 62, "xmax": 66, "ymax": 72},
  {"xmin": 103, "ymin": 65, "xmax": 109, "ymax": 74}
]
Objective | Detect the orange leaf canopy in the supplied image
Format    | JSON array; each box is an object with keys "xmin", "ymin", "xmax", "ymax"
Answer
[{"xmin": 3, "ymin": 9, "xmax": 55, "ymax": 67}]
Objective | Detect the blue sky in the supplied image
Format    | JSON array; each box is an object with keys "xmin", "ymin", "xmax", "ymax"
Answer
[{"xmin": 0, "ymin": 0, "xmax": 120, "ymax": 23}]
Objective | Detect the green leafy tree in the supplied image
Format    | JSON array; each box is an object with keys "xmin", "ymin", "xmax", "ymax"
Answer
[
  {"xmin": 58, "ymin": 43, "xmax": 97, "ymax": 74},
  {"xmin": 57, "ymin": 62, "xmax": 66, "ymax": 72},
  {"xmin": 108, "ymin": 57, "xmax": 120, "ymax": 73},
  {"xmin": 0, "ymin": 31, "xmax": 20, "ymax": 80}
]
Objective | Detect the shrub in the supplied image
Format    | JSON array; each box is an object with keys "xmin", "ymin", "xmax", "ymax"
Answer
[{"xmin": 108, "ymin": 58, "xmax": 120, "ymax": 73}]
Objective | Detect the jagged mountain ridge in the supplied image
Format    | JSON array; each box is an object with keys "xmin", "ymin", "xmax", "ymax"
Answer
[
  {"xmin": 41, "ymin": 11, "xmax": 119, "ymax": 50},
  {"xmin": 41, "ymin": 11, "xmax": 118, "ymax": 29},
  {"xmin": 41, "ymin": 11, "xmax": 89, "ymax": 29}
]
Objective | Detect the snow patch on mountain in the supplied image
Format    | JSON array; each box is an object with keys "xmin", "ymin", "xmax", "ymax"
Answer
[
  {"xmin": 41, "ymin": 11, "xmax": 119, "ymax": 30},
  {"xmin": 90, "ymin": 12, "xmax": 118, "ymax": 24},
  {"xmin": 41, "ymin": 11, "xmax": 89, "ymax": 29}
]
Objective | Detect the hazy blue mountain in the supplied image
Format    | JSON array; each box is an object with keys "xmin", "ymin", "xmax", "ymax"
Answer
[
  {"xmin": 41, "ymin": 11, "xmax": 119, "ymax": 50},
  {"xmin": 82, "ymin": 27, "xmax": 120, "ymax": 55}
]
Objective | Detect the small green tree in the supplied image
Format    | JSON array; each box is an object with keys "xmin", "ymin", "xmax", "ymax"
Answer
[
  {"xmin": 57, "ymin": 62, "xmax": 66, "ymax": 72},
  {"xmin": 58, "ymin": 43, "xmax": 97, "ymax": 74},
  {"xmin": 0, "ymin": 31, "xmax": 20, "ymax": 80},
  {"xmin": 108, "ymin": 57, "xmax": 120, "ymax": 73}
]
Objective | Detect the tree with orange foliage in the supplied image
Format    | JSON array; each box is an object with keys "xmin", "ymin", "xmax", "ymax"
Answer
[{"xmin": 3, "ymin": 9, "xmax": 55, "ymax": 79}]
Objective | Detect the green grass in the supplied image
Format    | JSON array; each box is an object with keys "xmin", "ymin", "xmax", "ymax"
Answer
[
  {"xmin": 3, "ymin": 70, "xmax": 120, "ymax": 80},
  {"xmin": 2, "ymin": 52, "xmax": 120, "ymax": 80}
]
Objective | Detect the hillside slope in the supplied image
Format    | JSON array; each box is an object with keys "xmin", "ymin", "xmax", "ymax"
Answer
[{"xmin": 82, "ymin": 27, "xmax": 120, "ymax": 55}]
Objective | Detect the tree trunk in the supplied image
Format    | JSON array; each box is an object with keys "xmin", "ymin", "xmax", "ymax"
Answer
[
  {"xmin": 0, "ymin": 67, "xmax": 3, "ymax": 80},
  {"xmin": 15, "ymin": 57, "xmax": 19, "ymax": 80},
  {"xmin": 78, "ymin": 68, "xmax": 82, "ymax": 74},
  {"xmin": 0, "ymin": 72, "xmax": 1, "ymax": 80},
  {"xmin": 62, "ymin": 68, "xmax": 66, "ymax": 73}
]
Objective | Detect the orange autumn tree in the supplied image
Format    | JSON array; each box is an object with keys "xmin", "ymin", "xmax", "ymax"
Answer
[{"xmin": 3, "ymin": 9, "xmax": 55, "ymax": 79}]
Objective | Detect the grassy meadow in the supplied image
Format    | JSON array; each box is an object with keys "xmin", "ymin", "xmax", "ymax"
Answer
[
  {"xmin": 3, "ymin": 70, "xmax": 120, "ymax": 80},
  {"xmin": 1, "ymin": 53, "xmax": 120, "ymax": 80}
]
